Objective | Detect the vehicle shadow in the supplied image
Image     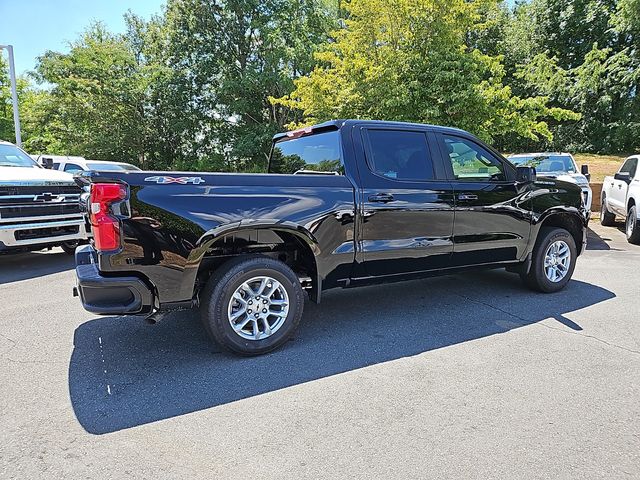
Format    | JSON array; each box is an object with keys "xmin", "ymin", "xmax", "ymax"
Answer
[
  {"xmin": 586, "ymin": 227, "xmax": 611, "ymax": 251},
  {"xmin": 0, "ymin": 250, "xmax": 74, "ymax": 284},
  {"xmin": 69, "ymin": 269, "xmax": 615, "ymax": 435}
]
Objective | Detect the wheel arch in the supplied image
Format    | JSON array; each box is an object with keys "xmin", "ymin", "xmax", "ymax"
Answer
[
  {"xmin": 534, "ymin": 210, "xmax": 586, "ymax": 255},
  {"xmin": 188, "ymin": 220, "xmax": 322, "ymax": 303}
]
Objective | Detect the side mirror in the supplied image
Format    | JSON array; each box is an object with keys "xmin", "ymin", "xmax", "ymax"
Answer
[
  {"xmin": 581, "ymin": 164, "xmax": 591, "ymax": 182},
  {"xmin": 41, "ymin": 157, "xmax": 54, "ymax": 169},
  {"xmin": 615, "ymin": 172, "xmax": 632, "ymax": 183},
  {"xmin": 516, "ymin": 166, "xmax": 536, "ymax": 183}
]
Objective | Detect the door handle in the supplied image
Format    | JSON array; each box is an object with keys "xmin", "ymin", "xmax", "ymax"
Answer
[
  {"xmin": 457, "ymin": 193, "xmax": 478, "ymax": 201},
  {"xmin": 368, "ymin": 193, "xmax": 394, "ymax": 203}
]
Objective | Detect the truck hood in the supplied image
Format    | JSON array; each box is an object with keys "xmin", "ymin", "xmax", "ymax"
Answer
[
  {"xmin": 538, "ymin": 172, "xmax": 590, "ymax": 188},
  {"xmin": 0, "ymin": 166, "xmax": 76, "ymax": 186}
]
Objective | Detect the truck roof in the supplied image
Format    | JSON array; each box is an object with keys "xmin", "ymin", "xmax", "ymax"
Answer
[{"xmin": 272, "ymin": 119, "xmax": 469, "ymax": 141}]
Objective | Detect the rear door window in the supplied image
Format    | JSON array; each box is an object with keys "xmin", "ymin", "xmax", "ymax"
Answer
[{"xmin": 364, "ymin": 129, "xmax": 434, "ymax": 181}]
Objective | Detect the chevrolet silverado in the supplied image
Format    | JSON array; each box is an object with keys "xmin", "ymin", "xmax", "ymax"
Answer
[{"xmin": 73, "ymin": 120, "xmax": 589, "ymax": 355}]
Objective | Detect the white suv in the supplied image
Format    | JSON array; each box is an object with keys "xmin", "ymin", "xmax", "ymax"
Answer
[{"xmin": 508, "ymin": 152, "xmax": 592, "ymax": 210}]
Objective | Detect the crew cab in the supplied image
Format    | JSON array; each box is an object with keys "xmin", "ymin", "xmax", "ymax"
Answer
[
  {"xmin": 0, "ymin": 140, "xmax": 89, "ymax": 254},
  {"xmin": 601, "ymin": 155, "xmax": 640, "ymax": 244},
  {"xmin": 73, "ymin": 120, "xmax": 589, "ymax": 355}
]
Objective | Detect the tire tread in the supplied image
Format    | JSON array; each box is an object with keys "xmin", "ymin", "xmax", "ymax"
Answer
[
  {"xmin": 521, "ymin": 227, "xmax": 577, "ymax": 293},
  {"xmin": 200, "ymin": 255, "xmax": 304, "ymax": 355}
]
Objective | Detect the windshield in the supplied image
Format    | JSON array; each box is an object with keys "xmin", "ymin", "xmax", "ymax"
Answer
[
  {"xmin": 509, "ymin": 154, "xmax": 576, "ymax": 173},
  {"xmin": 0, "ymin": 144, "xmax": 40, "ymax": 168},
  {"xmin": 87, "ymin": 162, "xmax": 141, "ymax": 172},
  {"xmin": 269, "ymin": 131, "xmax": 343, "ymax": 174}
]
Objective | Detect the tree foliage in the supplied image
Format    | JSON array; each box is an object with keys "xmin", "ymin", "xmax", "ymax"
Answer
[
  {"xmin": 0, "ymin": 0, "xmax": 638, "ymax": 168},
  {"xmin": 504, "ymin": 0, "xmax": 640, "ymax": 152},
  {"xmin": 273, "ymin": 0, "xmax": 578, "ymax": 145}
]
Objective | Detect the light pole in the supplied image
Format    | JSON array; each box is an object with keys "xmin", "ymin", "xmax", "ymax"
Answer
[{"xmin": 0, "ymin": 44, "xmax": 22, "ymax": 147}]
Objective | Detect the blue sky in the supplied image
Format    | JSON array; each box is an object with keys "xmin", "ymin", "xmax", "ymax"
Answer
[{"xmin": 0, "ymin": 0, "xmax": 165, "ymax": 75}]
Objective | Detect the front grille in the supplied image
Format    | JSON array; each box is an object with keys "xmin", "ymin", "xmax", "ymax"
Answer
[
  {"xmin": 14, "ymin": 225, "xmax": 80, "ymax": 241},
  {"xmin": 0, "ymin": 203, "xmax": 81, "ymax": 219},
  {"xmin": 0, "ymin": 185, "xmax": 82, "ymax": 221},
  {"xmin": 0, "ymin": 185, "xmax": 81, "ymax": 196}
]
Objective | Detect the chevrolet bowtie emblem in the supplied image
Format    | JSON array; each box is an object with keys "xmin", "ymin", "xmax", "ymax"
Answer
[{"xmin": 33, "ymin": 192, "xmax": 61, "ymax": 202}]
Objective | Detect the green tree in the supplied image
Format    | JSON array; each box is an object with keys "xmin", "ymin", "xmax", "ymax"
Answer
[
  {"xmin": 508, "ymin": 0, "xmax": 640, "ymax": 152},
  {"xmin": 0, "ymin": 55, "xmax": 39, "ymax": 147},
  {"xmin": 0, "ymin": 55, "xmax": 14, "ymax": 142},
  {"xmin": 32, "ymin": 23, "xmax": 146, "ymax": 163},
  {"xmin": 158, "ymin": 0, "xmax": 335, "ymax": 171},
  {"xmin": 273, "ymin": 0, "xmax": 578, "ymax": 146}
]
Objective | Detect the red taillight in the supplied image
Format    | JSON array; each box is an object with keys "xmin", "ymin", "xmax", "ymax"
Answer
[{"xmin": 89, "ymin": 183, "xmax": 127, "ymax": 251}]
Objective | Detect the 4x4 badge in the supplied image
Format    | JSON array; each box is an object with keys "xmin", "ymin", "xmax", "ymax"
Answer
[{"xmin": 144, "ymin": 176, "xmax": 205, "ymax": 185}]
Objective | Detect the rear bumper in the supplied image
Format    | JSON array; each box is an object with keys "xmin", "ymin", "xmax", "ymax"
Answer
[{"xmin": 74, "ymin": 244, "xmax": 154, "ymax": 315}]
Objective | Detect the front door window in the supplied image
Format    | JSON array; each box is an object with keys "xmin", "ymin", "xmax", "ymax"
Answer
[{"xmin": 442, "ymin": 135, "xmax": 506, "ymax": 182}]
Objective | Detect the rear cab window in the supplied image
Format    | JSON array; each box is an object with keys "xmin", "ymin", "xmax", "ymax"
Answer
[{"xmin": 269, "ymin": 130, "xmax": 344, "ymax": 175}]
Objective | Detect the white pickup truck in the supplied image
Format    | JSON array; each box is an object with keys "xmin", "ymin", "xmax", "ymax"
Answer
[
  {"xmin": 601, "ymin": 155, "xmax": 640, "ymax": 244},
  {"xmin": 0, "ymin": 140, "xmax": 89, "ymax": 254}
]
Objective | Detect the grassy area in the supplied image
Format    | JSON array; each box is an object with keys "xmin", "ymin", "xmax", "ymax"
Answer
[{"xmin": 572, "ymin": 153, "xmax": 628, "ymax": 183}]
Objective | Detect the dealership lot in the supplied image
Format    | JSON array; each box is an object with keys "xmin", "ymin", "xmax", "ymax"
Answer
[{"xmin": 0, "ymin": 223, "xmax": 638, "ymax": 479}]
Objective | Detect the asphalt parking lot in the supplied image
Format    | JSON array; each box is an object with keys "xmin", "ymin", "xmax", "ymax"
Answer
[{"xmin": 1, "ymin": 223, "xmax": 639, "ymax": 479}]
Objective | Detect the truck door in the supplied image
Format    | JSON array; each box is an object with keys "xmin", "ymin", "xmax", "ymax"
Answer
[
  {"xmin": 609, "ymin": 157, "xmax": 637, "ymax": 216},
  {"xmin": 354, "ymin": 125, "xmax": 455, "ymax": 276},
  {"xmin": 434, "ymin": 132, "xmax": 531, "ymax": 265}
]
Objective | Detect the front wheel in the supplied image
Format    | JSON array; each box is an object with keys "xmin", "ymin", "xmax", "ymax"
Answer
[
  {"xmin": 521, "ymin": 227, "xmax": 577, "ymax": 293},
  {"xmin": 600, "ymin": 196, "xmax": 616, "ymax": 226},
  {"xmin": 200, "ymin": 256, "xmax": 304, "ymax": 355},
  {"xmin": 626, "ymin": 205, "xmax": 640, "ymax": 244}
]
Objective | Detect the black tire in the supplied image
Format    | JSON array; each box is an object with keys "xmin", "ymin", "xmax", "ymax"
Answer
[
  {"xmin": 60, "ymin": 241, "xmax": 79, "ymax": 255},
  {"xmin": 520, "ymin": 227, "xmax": 577, "ymax": 293},
  {"xmin": 200, "ymin": 256, "xmax": 304, "ymax": 356},
  {"xmin": 600, "ymin": 195, "xmax": 616, "ymax": 226},
  {"xmin": 626, "ymin": 205, "xmax": 640, "ymax": 244}
]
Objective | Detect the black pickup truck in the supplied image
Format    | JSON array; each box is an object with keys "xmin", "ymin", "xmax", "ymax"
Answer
[{"xmin": 74, "ymin": 120, "xmax": 588, "ymax": 355}]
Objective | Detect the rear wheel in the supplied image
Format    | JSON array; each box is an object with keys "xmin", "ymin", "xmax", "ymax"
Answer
[
  {"xmin": 626, "ymin": 205, "xmax": 640, "ymax": 244},
  {"xmin": 200, "ymin": 256, "xmax": 304, "ymax": 355},
  {"xmin": 600, "ymin": 196, "xmax": 616, "ymax": 226},
  {"xmin": 521, "ymin": 227, "xmax": 577, "ymax": 293}
]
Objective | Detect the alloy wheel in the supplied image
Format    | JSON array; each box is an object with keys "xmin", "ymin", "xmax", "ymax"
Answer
[
  {"xmin": 227, "ymin": 276, "xmax": 289, "ymax": 341},
  {"xmin": 543, "ymin": 240, "xmax": 571, "ymax": 283}
]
